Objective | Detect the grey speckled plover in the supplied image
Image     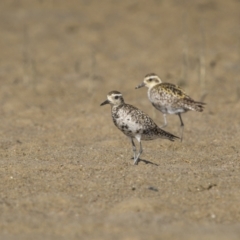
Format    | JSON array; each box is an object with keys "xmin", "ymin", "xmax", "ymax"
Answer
[
  {"xmin": 100, "ymin": 90, "xmax": 179, "ymax": 165},
  {"xmin": 135, "ymin": 73, "xmax": 205, "ymax": 141}
]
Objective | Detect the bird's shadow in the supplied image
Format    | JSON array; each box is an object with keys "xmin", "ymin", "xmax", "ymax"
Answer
[{"xmin": 131, "ymin": 157, "xmax": 159, "ymax": 166}]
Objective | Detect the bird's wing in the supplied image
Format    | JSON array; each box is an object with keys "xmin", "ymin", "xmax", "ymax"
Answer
[
  {"xmin": 124, "ymin": 104, "xmax": 157, "ymax": 129},
  {"xmin": 159, "ymin": 83, "xmax": 192, "ymax": 100}
]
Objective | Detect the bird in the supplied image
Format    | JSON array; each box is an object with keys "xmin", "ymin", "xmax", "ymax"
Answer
[
  {"xmin": 135, "ymin": 73, "xmax": 205, "ymax": 141},
  {"xmin": 100, "ymin": 90, "xmax": 179, "ymax": 165}
]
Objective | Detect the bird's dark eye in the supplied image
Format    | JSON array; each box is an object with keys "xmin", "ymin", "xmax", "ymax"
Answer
[
  {"xmin": 115, "ymin": 96, "xmax": 119, "ymax": 99},
  {"xmin": 149, "ymin": 78, "xmax": 153, "ymax": 82}
]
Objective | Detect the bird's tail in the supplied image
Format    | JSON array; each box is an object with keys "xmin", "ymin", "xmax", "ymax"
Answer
[
  {"xmin": 183, "ymin": 99, "xmax": 206, "ymax": 112},
  {"xmin": 157, "ymin": 128, "xmax": 180, "ymax": 141}
]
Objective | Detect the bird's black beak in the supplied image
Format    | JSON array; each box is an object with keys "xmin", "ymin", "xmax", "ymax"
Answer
[
  {"xmin": 135, "ymin": 82, "xmax": 145, "ymax": 89},
  {"xmin": 100, "ymin": 99, "xmax": 110, "ymax": 106}
]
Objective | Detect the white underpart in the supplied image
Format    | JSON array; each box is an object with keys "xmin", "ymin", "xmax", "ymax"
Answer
[
  {"xmin": 117, "ymin": 115, "xmax": 141, "ymax": 132},
  {"xmin": 147, "ymin": 88, "xmax": 152, "ymax": 101},
  {"xmin": 114, "ymin": 107, "xmax": 143, "ymax": 135},
  {"xmin": 135, "ymin": 134, "xmax": 141, "ymax": 142}
]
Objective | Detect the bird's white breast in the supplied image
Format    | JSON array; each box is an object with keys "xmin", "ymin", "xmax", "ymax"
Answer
[{"xmin": 115, "ymin": 108, "xmax": 141, "ymax": 132}]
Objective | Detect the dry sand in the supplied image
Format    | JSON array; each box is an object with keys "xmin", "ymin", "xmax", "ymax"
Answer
[{"xmin": 0, "ymin": 0, "xmax": 240, "ymax": 239}]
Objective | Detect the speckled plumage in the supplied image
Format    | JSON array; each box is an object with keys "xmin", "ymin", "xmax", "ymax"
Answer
[
  {"xmin": 136, "ymin": 73, "xmax": 205, "ymax": 141},
  {"xmin": 148, "ymin": 82, "xmax": 204, "ymax": 114},
  {"xmin": 100, "ymin": 90, "xmax": 179, "ymax": 165}
]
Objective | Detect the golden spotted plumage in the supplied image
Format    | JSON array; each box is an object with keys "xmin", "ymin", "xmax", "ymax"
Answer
[{"xmin": 136, "ymin": 73, "xmax": 205, "ymax": 141}]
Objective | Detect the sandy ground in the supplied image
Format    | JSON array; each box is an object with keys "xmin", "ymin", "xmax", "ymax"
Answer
[{"xmin": 0, "ymin": 0, "xmax": 240, "ymax": 239}]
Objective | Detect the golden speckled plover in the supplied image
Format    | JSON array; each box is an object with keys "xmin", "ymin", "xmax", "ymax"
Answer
[
  {"xmin": 135, "ymin": 73, "xmax": 205, "ymax": 141},
  {"xmin": 100, "ymin": 91, "xmax": 179, "ymax": 165}
]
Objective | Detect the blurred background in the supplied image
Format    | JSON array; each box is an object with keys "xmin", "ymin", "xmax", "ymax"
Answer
[{"xmin": 0, "ymin": 0, "xmax": 240, "ymax": 239}]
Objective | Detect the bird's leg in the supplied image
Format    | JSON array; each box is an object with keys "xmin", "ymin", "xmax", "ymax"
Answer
[
  {"xmin": 178, "ymin": 113, "xmax": 184, "ymax": 142},
  {"xmin": 133, "ymin": 140, "xmax": 143, "ymax": 165},
  {"xmin": 160, "ymin": 114, "xmax": 167, "ymax": 128},
  {"xmin": 129, "ymin": 137, "xmax": 137, "ymax": 160}
]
